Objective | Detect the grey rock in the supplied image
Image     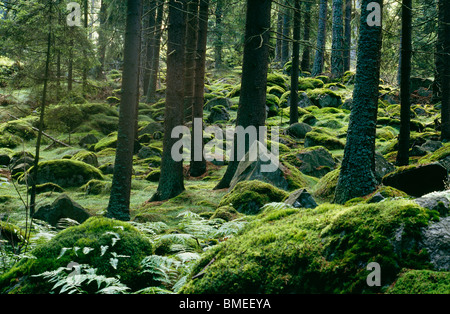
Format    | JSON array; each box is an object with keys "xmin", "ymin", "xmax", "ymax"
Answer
[
  {"xmin": 420, "ymin": 216, "xmax": 450, "ymax": 271},
  {"xmin": 294, "ymin": 146, "xmax": 336, "ymax": 178},
  {"xmin": 208, "ymin": 106, "xmax": 230, "ymax": 123},
  {"xmin": 205, "ymin": 97, "xmax": 232, "ymax": 111},
  {"xmin": 374, "ymin": 152, "xmax": 395, "ymax": 183},
  {"xmin": 367, "ymin": 192, "xmax": 386, "ymax": 204},
  {"xmin": 78, "ymin": 134, "xmax": 98, "ymax": 148},
  {"xmin": 421, "ymin": 140, "xmax": 443, "ymax": 153},
  {"xmin": 285, "ymin": 189, "xmax": 318, "ymax": 209},
  {"xmin": 286, "ymin": 122, "xmax": 312, "ymax": 139},
  {"xmin": 414, "ymin": 191, "xmax": 450, "ymax": 217}
]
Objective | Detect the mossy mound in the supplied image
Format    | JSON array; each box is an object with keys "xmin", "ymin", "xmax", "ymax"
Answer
[
  {"xmin": 218, "ymin": 180, "xmax": 289, "ymax": 215},
  {"xmin": 210, "ymin": 206, "xmax": 242, "ymax": 222},
  {"xmin": 181, "ymin": 200, "xmax": 438, "ymax": 294},
  {"xmin": 304, "ymin": 131, "xmax": 345, "ymax": 150},
  {"xmin": 0, "ymin": 119, "xmax": 37, "ymax": 141},
  {"xmin": 298, "ymin": 78, "xmax": 324, "ymax": 91},
  {"xmin": 72, "ymin": 150, "xmax": 99, "ymax": 167},
  {"xmin": 27, "ymin": 159, "xmax": 103, "ymax": 188},
  {"xmin": 0, "ymin": 221, "xmax": 26, "ymax": 246},
  {"xmin": 0, "ymin": 217, "xmax": 154, "ymax": 294},
  {"xmin": 94, "ymin": 132, "xmax": 117, "ymax": 152},
  {"xmin": 266, "ymin": 73, "xmax": 289, "ymax": 90},
  {"xmin": 80, "ymin": 179, "xmax": 111, "ymax": 195},
  {"xmin": 386, "ymin": 269, "xmax": 450, "ymax": 294},
  {"xmin": 311, "ymin": 168, "xmax": 340, "ymax": 202}
]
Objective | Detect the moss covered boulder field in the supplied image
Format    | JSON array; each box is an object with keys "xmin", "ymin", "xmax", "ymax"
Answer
[{"xmin": 1, "ymin": 0, "xmax": 450, "ymax": 299}]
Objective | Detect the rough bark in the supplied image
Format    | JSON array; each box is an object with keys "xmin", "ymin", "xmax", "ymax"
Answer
[
  {"xmin": 440, "ymin": 0, "xmax": 450, "ymax": 140},
  {"xmin": 146, "ymin": 0, "xmax": 164, "ymax": 102},
  {"xmin": 343, "ymin": 0, "xmax": 352, "ymax": 72},
  {"xmin": 106, "ymin": 0, "xmax": 142, "ymax": 221},
  {"xmin": 184, "ymin": 0, "xmax": 199, "ymax": 123},
  {"xmin": 334, "ymin": 0, "xmax": 384, "ymax": 204},
  {"xmin": 311, "ymin": 0, "xmax": 328, "ymax": 76},
  {"xmin": 301, "ymin": 0, "xmax": 311, "ymax": 73},
  {"xmin": 331, "ymin": 0, "xmax": 345, "ymax": 79},
  {"xmin": 290, "ymin": 0, "xmax": 301, "ymax": 125}
]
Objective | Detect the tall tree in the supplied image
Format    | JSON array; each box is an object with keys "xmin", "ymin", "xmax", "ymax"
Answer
[
  {"xmin": 146, "ymin": 0, "xmax": 164, "ymax": 102},
  {"xmin": 439, "ymin": 0, "xmax": 450, "ymax": 141},
  {"xmin": 311, "ymin": 0, "xmax": 328, "ymax": 76},
  {"xmin": 96, "ymin": 0, "xmax": 108, "ymax": 79},
  {"xmin": 214, "ymin": 0, "xmax": 224, "ymax": 69},
  {"xmin": 215, "ymin": 0, "xmax": 272, "ymax": 190},
  {"xmin": 396, "ymin": 0, "xmax": 412, "ymax": 166},
  {"xmin": 151, "ymin": 0, "xmax": 187, "ymax": 201},
  {"xmin": 82, "ymin": 0, "xmax": 88, "ymax": 95},
  {"xmin": 334, "ymin": 0, "xmax": 384, "ymax": 204},
  {"xmin": 290, "ymin": 0, "xmax": 301, "ymax": 125},
  {"xmin": 106, "ymin": 0, "xmax": 142, "ymax": 221},
  {"xmin": 275, "ymin": 5, "xmax": 283, "ymax": 64},
  {"xmin": 143, "ymin": 0, "xmax": 157, "ymax": 96},
  {"xmin": 300, "ymin": 0, "xmax": 311, "ymax": 73},
  {"xmin": 184, "ymin": 0, "xmax": 199, "ymax": 123},
  {"xmin": 190, "ymin": 0, "xmax": 210, "ymax": 177},
  {"xmin": 281, "ymin": 4, "xmax": 291, "ymax": 66},
  {"xmin": 343, "ymin": 0, "xmax": 352, "ymax": 72},
  {"xmin": 331, "ymin": 0, "xmax": 345, "ymax": 79}
]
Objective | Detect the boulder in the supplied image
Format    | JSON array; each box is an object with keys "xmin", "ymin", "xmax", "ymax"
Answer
[
  {"xmin": 33, "ymin": 194, "xmax": 91, "ymax": 226},
  {"xmin": 286, "ymin": 122, "xmax": 312, "ymax": 139},
  {"xmin": 78, "ymin": 134, "xmax": 99, "ymax": 148},
  {"xmin": 138, "ymin": 122, "xmax": 164, "ymax": 137},
  {"xmin": 207, "ymin": 106, "xmax": 230, "ymax": 123},
  {"xmin": 291, "ymin": 146, "xmax": 337, "ymax": 178},
  {"xmin": 0, "ymin": 154, "xmax": 10, "ymax": 166},
  {"xmin": 414, "ymin": 191, "xmax": 450, "ymax": 217},
  {"xmin": 421, "ymin": 140, "xmax": 443, "ymax": 153},
  {"xmin": 138, "ymin": 145, "xmax": 163, "ymax": 159},
  {"xmin": 382, "ymin": 163, "xmax": 448, "ymax": 197},
  {"xmin": 374, "ymin": 152, "xmax": 395, "ymax": 183},
  {"xmin": 72, "ymin": 150, "xmax": 99, "ymax": 167},
  {"xmin": 284, "ymin": 189, "xmax": 318, "ymax": 209},
  {"xmin": 205, "ymin": 97, "xmax": 232, "ymax": 111},
  {"xmin": 419, "ymin": 216, "xmax": 450, "ymax": 271}
]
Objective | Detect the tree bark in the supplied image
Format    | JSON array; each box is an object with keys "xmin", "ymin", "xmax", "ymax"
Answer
[
  {"xmin": 146, "ymin": 0, "xmax": 164, "ymax": 102},
  {"xmin": 396, "ymin": 0, "xmax": 412, "ymax": 166},
  {"xmin": 281, "ymin": 4, "xmax": 291, "ymax": 66},
  {"xmin": 189, "ymin": 0, "xmax": 209, "ymax": 177},
  {"xmin": 106, "ymin": 0, "xmax": 142, "ymax": 221},
  {"xmin": 343, "ymin": 0, "xmax": 352, "ymax": 72},
  {"xmin": 184, "ymin": 0, "xmax": 199, "ymax": 123},
  {"xmin": 215, "ymin": 0, "xmax": 272, "ymax": 190},
  {"xmin": 311, "ymin": 0, "xmax": 328, "ymax": 77},
  {"xmin": 290, "ymin": 0, "xmax": 301, "ymax": 125},
  {"xmin": 143, "ymin": 0, "xmax": 157, "ymax": 96},
  {"xmin": 214, "ymin": 0, "xmax": 224, "ymax": 69},
  {"xmin": 151, "ymin": 0, "xmax": 187, "ymax": 201},
  {"xmin": 96, "ymin": 0, "xmax": 108, "ymax": 79},
  {"xmin": 331, "ymin": 0, "xmax": 345, "ymax": 79},
  {"xmin": 440, "ymin": 0, "xmax": 450, "ymax": 140},
  {"xmin": 275, "ymin": 6, "xmax": 283, "ymax": 64},
  {"xmin": 334, "ymin": 0, "xmax": 383, "ymax": 204},
  {"xmin": 301, "ymin": 0, "xmax": 311, "ymax": 73}
]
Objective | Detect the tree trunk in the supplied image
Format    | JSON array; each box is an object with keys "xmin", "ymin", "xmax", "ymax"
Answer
[
  {"xmin": 82, "ymin": 0, "xmax": 88, "ymax": 95},
  {"xmin": 343, "ymin": 0, "xmax": 352, "ymax": 72},
  {"xmin": 30, "ymin": 2, "xmax": 54, "ymax": 216},
  {"xmin": 189, "ymin": 0, "xmax": 209, "ymax": 177},
  {"xmin": 146, "ymin": 0, "xmax": 164, "ymax": 102},
  {"xmin": 290, "ymin": 0, "xmax": 301, "ymax": 125},
  {"xmin": 334, "ymin": 0, "xmax": 383, "ymax": 204},
  {"xmin": 215, "ymin": 0, "xmax": 272, "ymax": 190},
  {"xmin": 96, "ymin": 0, "xmax": 108, "ymax": 79},
  {"xmin": 331, "ymin": 0, "xmax": 345, "ymax": 79},
  {"xmin": 106, "ymin": 0, "xmax": 142, "ymax": 221},
  {"xmin": 396, "ymin": 0, "xmax": 412, "ymax": 166},
  {"xmin": 440, "ymin": 0, "xmax": 450, "ymax": 140},
  {"xmin": 151, "ymin": 0, "xmax": 187, "ymax": 201},
  {"xmin": 311, "ymin": 0, "xmax": 328, "ymax": 77},
  {"xmin": 301, "ymin": 1, "xmax": 311, "ymax": 73},
  {"xmin": 214, "ymin": 0, "xmax": 224, "ymax": 69},
  {"xmin": 281, "ymin": 5, "xmax": 291, "ymax": 66},
  {"xmin": 184, "ymin": 0, "xmax": 199, "ymax": 123},
  {"xmin": 275, "ymin": 6, "xmax": 283, "ymax": 64},
  {"xmin": 143, "ymin": 0, "xmax": 157, "ymax": 96}
]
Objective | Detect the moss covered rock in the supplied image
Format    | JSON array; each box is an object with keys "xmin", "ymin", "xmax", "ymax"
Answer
[
  {"xmin": 210, "ymin": 206, "xmax": 242, "ymax": 222},
  {"xmin": 304, "ymin": 131, "xmax": 345, "ymax": 150},
  {"xmin": 218, "ymin": 180, "xmax": 289, "ymax": 215},
  {"xmin": 387, "ymin": 269, "xmax": 450, "ymax": 294},
  {"xmin": 94, "ymin": 132, "xmax": 117, "ymax": 152},
  {"xmin": 72, "ymin": 150, "xmax": 99, "ymax": 167},
  {"xmin": 181, "ymin": 199, "xmax": 439, "ymax": 294},
  {"xmin": 0, "ymin": 217, "xmax": 154, "ymax": 293},
  {"xmin": 27, "ymin": 159, "xmax": 103, "ymax": 188}
]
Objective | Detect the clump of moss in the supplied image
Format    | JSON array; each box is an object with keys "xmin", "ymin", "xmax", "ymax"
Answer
[
  {"xmin": 80, "ymin": 179, "xmax": 111, "ymax": 195},
  {"xmin": 0, "ymin": 221, "xmax": 25, "ymax": 246},
  {"xmin": 312, "ymin": 168, "xmax": 340, "ymax": 202},
  {"xmin": 386, "ymin": 269, "xmax": 450, "ymax": 294},
  {"xmin": 267, "ymin": 85, "xmax": 286, "ymax": 98},
  {"xmin": 181, "ymin": 199, "xmax": 438, "ymax": 294},
  {"xmin": 210, "ymin": 206, "xmax": 242, "ymax": 222},
  {"xmin": 94, "ymin": 132, "xmax": 118, "ymax": 152},
  {"xmin": 304, "ymin": 131, "xmax": 345, "ymax": 150},
  {"xmin": 0, "ymin": 217, "xmax": 154, "ymax": 294},
  {"xmin": 145, "ymin": 170, "xmax": 161, "ymax": 182},
  {"xmin": 267, "ymin": 73, "xmax": 289, "ymax": 90},
  {"xmin": 31, "ymin": 182, "xmax": 64, "ymax": 195},
  {"xmin": 72, "ymin": 150, "xmax": 99, "ymax": 167},
  {"xmin": 419, "ymin": 143, "xmax": 450, "ymax": 164},
  {"xmin": 27, "ymin": 159, "xmax": 103, "ymax": 188},
  {"xmin": 218, "ymin": 180, "xmax": 289, "ymax": 215},
  {"xmin": 299, "ymin": 78, "xmax": 324, "ymax": 91}
]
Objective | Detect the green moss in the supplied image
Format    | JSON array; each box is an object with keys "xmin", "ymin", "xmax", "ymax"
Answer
[
  {"xmin": 80, "ymin": 179, "xmax": 111, "ymax": 195},
  {"xmin": 0, "ymin": 221, "xmax": 26, "ymax": 245},
  {"xmin": 419, "ymin": 143, "xmax": 450, "ymax": 164},
  {"xmin": 387, "ymin": 270, "xmax": 450, "ymax": 294},
  {"xmin": 267, "ymin": 85, "xmax": 286, "ymax": 98},
  {"xmin": 0, "ymin": 119, "xmax": 37, "ymax": 141},
  {"xmin": 210, "ymin": 206, "xmax": 242, "ymax": 222},
  {"xmin": 94, "ymin": 132, "xmax": 118, "ymax": 152},
  {"xmin": 315, "ymin": 75, "xmax": 330, "ymax": 84},
  {"xmin": 304, "ymin": 131, "xmax": 345, "ymax": 150},
  {"xmin": 218, "ymin": 180, "xmax": 289, "ymax": 215},
  {"xmin": 0, "ymin": 217, "xmax": 154, "ymax": 293},
  {"xmin": 226, "ymin": 85, "xmax": 241, "ymax": 98},
  {"xmin": 267, "ymin": 73, "xmax": 289, "ymax": 90},
  {"xmin": 145, "ymin": 170, "xmax": 161, "ymax": 182},
  {"xmin": 306, "ymin": 88, "xmax": 340, "ymax": 99},
  {"xmin": 312, "ymin": 168, "xmax": 340, "ymax": 202},
  {"xmin": 181, "ymin": 199, "xmax": 437, "ymax": 294},
  {"xmin": 27, "ymin": 159, "xmax": 103, "ymax": 188},
  {"xmin": 299, "ymin": 78, "xmax": 324, "ymax": 91},
  {"xmin": 31, "ymin": 182, "xmax": 64, "ymax": 194},
  {"xmin": 72, "ymin": 150, "xmax": 99, "ymax": 167}
]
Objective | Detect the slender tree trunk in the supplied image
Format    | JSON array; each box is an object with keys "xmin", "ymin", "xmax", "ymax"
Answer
[
  {"xmin": 96, "ymin": 0, "xmax": 108, "ymax": 79},
  {"xmin": 396, "ymin": 0, "xmax": 412, "ymax": 166},
  {"xmin": 311, "ymin": 0, "xmax": 328, "ymax": 77},
  {"xmin": 214, "ymin": 0, "xmax": 224, "ymax": 69},
  {"xmin": 301, "ymin": 1, "xmax": 311, "ymax": 73},
  {"xmin": 334, "ymin": 0, "xmax": 383, "ymax": 204},
  {"xmin": 190, "ymin": 0, "xmax": 209, "ymax": 177},
  {"xmin": 275, "ymin": 6, "xmax": 283, "ymax": 64},
  {"xmin": 146, "ymin": 0, "xmax": 164, "ymax": 102},
  {"xmin": 184, "ymin": 0, "xmax": 199, "ymax": 123},
  {"xmin": 151, "ymin": 0, "xmax": 187, "ymax": 201},
  {"xmin": 215, "ymin": 0, "xmax": 272, "ymax": 190},
  {"xmin": 440, "ymin": 0, "xmax": 450, "ymax": 140},
  {"xmin": 343, "ymin": 0, "xmax": 352, "ymax": 72},
  {"xmin": 290, "ymin": 0, "xmax": 301, "ymax": 125},
  {"xmin": 143, "ymin": 0, "xmax": 157, "ymax": 97},
  {"xmin": 331, "ymin": 0, "xmax": 345, "ymax": 79},
  {"xmin": 30, "ymin": 2, "xmax": 54, "ymax": 216},
  {"xmin": 106, "ymin": 0, "xmax": 142, "ymax": 221},
  {"xmin": 281, "ymin": 5, "xmax": 291, "ymax": 66},
  {"xmin": 82, "ymin": 0, "xmax": 88, "ymax": 95}
]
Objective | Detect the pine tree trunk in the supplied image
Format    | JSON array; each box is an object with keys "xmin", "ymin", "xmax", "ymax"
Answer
[
  {"xmin": 82, "ymin": 0, "xmax": 88, "ymax": 95},
  {"xmin": 215, "ymin": 0, "xmax": 272, "ymax": 190},
  {"xmin": 146, "ymin": 0, "xmax": 164, "ymax": 102},
  {"xmin": 331, "ymin": 0, "xmax": 345, "ymax": 79},
  {"xmin": 290, "ymin": 0, "xmax": 301, "ymax": 125},
  {"xmin": 184, "ymin": 0, "xmax": 199, "ymax": 123},
  {"xmin": 151, "ymin": 0, "xmax": 187, "ymax": 201},
  {"xmin": 106, "ymin": 0, "xmax": 142, "ymax": 221},
  {"xmin": 281, "ymin": 5, "xmax": 291, "ymax": 66},
  {"xmin": 190, "ymin": 0, "xmax": 209, "ymax": 177},
  {"xmin": 343, "ymin": 0, "xmax": 352, "ymax": 72},
  {"xmin": 440, "ymin": 0, "xmax": 450, "ymax": 140},
  {"xmin": 214, "ymin": 0, "xmax": 224, "ymax": 69},
  {"xmin": 275, "ymin": 7, "xmax": 283, "ymax": 64},
  {"xmin": 334, "ymin": 0, "xmax": 383, "ymax": 204},
  {"xmin": 396, "ymin": 0, "xmax": 412, "ymax": 166},
  {"xmin": 311, "ymin": 0, "xmax": 328, "ymax": 77},
  {"xmin": 143, "ymin": 0, "xmax": 157, "ymax": 96},
  {"xmin": 301, "ymin": 1, "xmax": 311, "ymax": 73},
  {"xmin": 96, "ymin": 0, "xmax": 108, "ymax": 79}
]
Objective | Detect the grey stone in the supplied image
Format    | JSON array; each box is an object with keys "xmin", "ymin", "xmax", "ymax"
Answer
[
  {"xmin": 285, "ymin": 189, "xmax": 318, "ymax": 209},
  {"xmin": 294, "ymin": 146, "xmax": 337, "ymax": 178},
  {"xmin": 421, "ymin": 140, "xmax": 443, "ymax": 153},
  {"xmin": 420, "ymin": 216, "xmax": 450, "ymax": 271},
  {"xmin": 374, "ymin": 152, "xmax": 395, "ymax": 183},
  {"xmin": 286, "ymin": 122, "xmax": 312, "ymax": 139},
  {"xmin": 207, "ymin": 106, "xmax": 230, "ymax": 123},
  {"xmin": 205, "ymin": 97, "xmax": 232, "ymax": 111},
  {"xmin": 414, "ymin": 191, "xmax": 450, "ymax": 217}
]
